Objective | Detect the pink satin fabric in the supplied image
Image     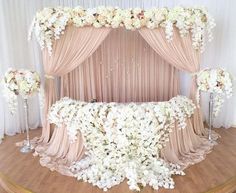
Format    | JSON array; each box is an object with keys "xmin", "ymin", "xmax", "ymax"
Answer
[
  {"xmin": 41, "ymin": 26, "xmax": 111, "ymax": 143},
  {"xmin": 139, "ymin": 27, "xmax": 206, "ymax": 136},
  {"xmin": 34, "ymin": 26, "xmax": 214, "ymax": 176},
  {"xmin": 61, "ymin": 28, "xmax": 180, "ymax": 102}
]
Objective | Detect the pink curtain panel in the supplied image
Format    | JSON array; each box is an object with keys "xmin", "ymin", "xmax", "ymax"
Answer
[{"xmin": 34, "ymin": 26, "xmax": 214, "ymax": 176}]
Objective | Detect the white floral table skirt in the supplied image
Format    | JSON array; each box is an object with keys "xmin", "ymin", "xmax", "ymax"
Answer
[{"xmin": 34, "ymin": 96, "xmax": 216, "ymax": 191}]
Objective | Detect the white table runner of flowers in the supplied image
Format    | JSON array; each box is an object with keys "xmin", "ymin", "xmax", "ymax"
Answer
[{"xmin": 48, "ymin": 95, "xmax": 195, "ymax": 191}]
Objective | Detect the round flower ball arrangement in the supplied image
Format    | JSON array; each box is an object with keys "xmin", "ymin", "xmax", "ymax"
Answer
[
  {"xmin": 2, "ymin": 68, "xmax": 41, "ymax": 152},
  {"xmin": 196, "ymin": 68, "xmax": 234, "ymax": 139}
]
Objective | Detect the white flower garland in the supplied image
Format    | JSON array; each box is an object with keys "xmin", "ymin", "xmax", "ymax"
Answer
[
  {"xmin": 48, "ymin": 95, "xmax": 195, "ymax": 191},
  {"xmin": 196, "ymin": 68, "xmax": 233, "ymax": 117},
  {"xmin": 1, "ymin": 68, "xmax": 41, "ymax": 114},
  {"xmin": 29, "ymin": 6, "xmax": 215, "ymax": 55}
]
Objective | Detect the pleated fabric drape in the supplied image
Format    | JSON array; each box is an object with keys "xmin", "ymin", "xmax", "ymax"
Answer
[
  {"xmin": 60, "ymin": 28, "xmax": 180, "ymax": 102},
  {"xmin": 139, "ymin": 27, "xmax": 206, "ymax": 136},
  {"xmin": 41, "ymin": 26, "xmax": 111, "ymax": 143}
]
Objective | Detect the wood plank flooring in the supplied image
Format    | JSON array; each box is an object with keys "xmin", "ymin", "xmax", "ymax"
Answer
[{"xmin": 0, "ymin": 128, "xmax": 236, "ymax": 193}]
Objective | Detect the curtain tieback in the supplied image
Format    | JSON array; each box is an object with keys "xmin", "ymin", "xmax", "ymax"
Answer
[
  {"xmin": 190, "ymin": 72, "xmax": 198, "ymax": 77},
  {"xmin": 45, "ymin": 74, "xmax": 55, "ymax": 79}
]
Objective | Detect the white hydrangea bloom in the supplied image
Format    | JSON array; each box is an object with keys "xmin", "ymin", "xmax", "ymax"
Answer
[
  {"xmin": 1, "ymin": 69, "xmax": 41, "ymax": 114},
  {"xmin": 196, "ymin": 68, "xmax": 234, "ymax": 117}
]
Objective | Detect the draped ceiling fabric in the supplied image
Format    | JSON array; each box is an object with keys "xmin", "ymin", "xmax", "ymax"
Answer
[{"xmin": 35, "ymin": 25, "xmax": 212, "ymax": 174}]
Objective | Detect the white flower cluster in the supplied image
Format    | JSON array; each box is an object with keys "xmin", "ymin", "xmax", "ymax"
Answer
[
  {"xmin": 196, "ymin": 68, "xmax": 233, "ymax": 117},
  {"xmin": 1, "ymin": 68, "xmax": 41, "ymax": 114},
  {"xmin": 169, "ymin": 96, "xmax": 196, "ymax": 129},
  {"xmin": 29, "ymin": 6, "xmax": 215, "ymax": 55},
  {"xmin": 48, "ymin": 95, "xmax": 195, "ymax": 191}
]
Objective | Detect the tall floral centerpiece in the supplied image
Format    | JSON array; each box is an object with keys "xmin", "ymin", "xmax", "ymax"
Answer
[
  {"xmin": 2, "ymin": 68, "xmax": 41, "ymax": 153},
  {"xmin": 196, "ymin": 68, "xmax": 233, "ymax": 140}
]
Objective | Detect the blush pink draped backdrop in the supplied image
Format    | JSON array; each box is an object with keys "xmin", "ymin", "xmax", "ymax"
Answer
[
  {"xmin": 41, "ymin": 26, "xmax": 111, "ymax": 143},
  {"xmin": 139, "ymin": 27, "xmax": 206, "ymax": 136},
  {"xmin": 35, "ymin": 26, "xmax": 213, "ymax": 175},
  {"xmin": 60, "ymin": 28, "xmax": 180, "ymax": 102}
]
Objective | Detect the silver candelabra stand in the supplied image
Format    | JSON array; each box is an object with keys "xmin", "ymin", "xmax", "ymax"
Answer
[
  {"xmin": 208, "ymin": 93, "xmax": 214, "ymax": 141},
  {"xmin": 20, "ymin": 98, "xmax": 33, "ymax": 153}
]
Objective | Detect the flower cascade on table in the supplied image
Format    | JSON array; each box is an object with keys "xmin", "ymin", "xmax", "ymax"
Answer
[
  {"xmin": 28, "ymin": 6, "xmax": 215, "ymax": 55},
  {"xmin": 48, "ymin": 95, "xmax": 196, "ymax": 191},
  {"xmin": 1, "ymin": 68, "xmax": 41, "ymax": 114},
  {"xmin": 196, "ymin": 68, "xmax": 233, "ymax": 117}
]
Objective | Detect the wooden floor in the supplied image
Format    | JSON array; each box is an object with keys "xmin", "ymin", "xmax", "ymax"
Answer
[{"xmin": 0, "ymin": 128, "xmax": 236, "ymax": 193}]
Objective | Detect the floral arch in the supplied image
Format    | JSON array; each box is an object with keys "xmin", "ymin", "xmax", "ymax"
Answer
[{"xmin": 29, "ymin": 6, "xmax": 216, "ymax": 191}]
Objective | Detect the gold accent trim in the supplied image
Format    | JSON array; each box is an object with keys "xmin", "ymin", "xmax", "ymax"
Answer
[
  {"xmin": 204, "ymin": 176, "xmax": 236, "ymax": 193},
  {"xmin": 0, "ymin": 172, "xmax": 34, "ymax": 193}
]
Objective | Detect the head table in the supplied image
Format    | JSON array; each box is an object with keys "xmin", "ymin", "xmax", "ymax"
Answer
[
  {"xmin": 28, "ymin": 5, "xmax": 218, "ymax": 191},
  {"xmin": 33, "ymin": 96, "xmax": 215, "ymax": 191}
]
